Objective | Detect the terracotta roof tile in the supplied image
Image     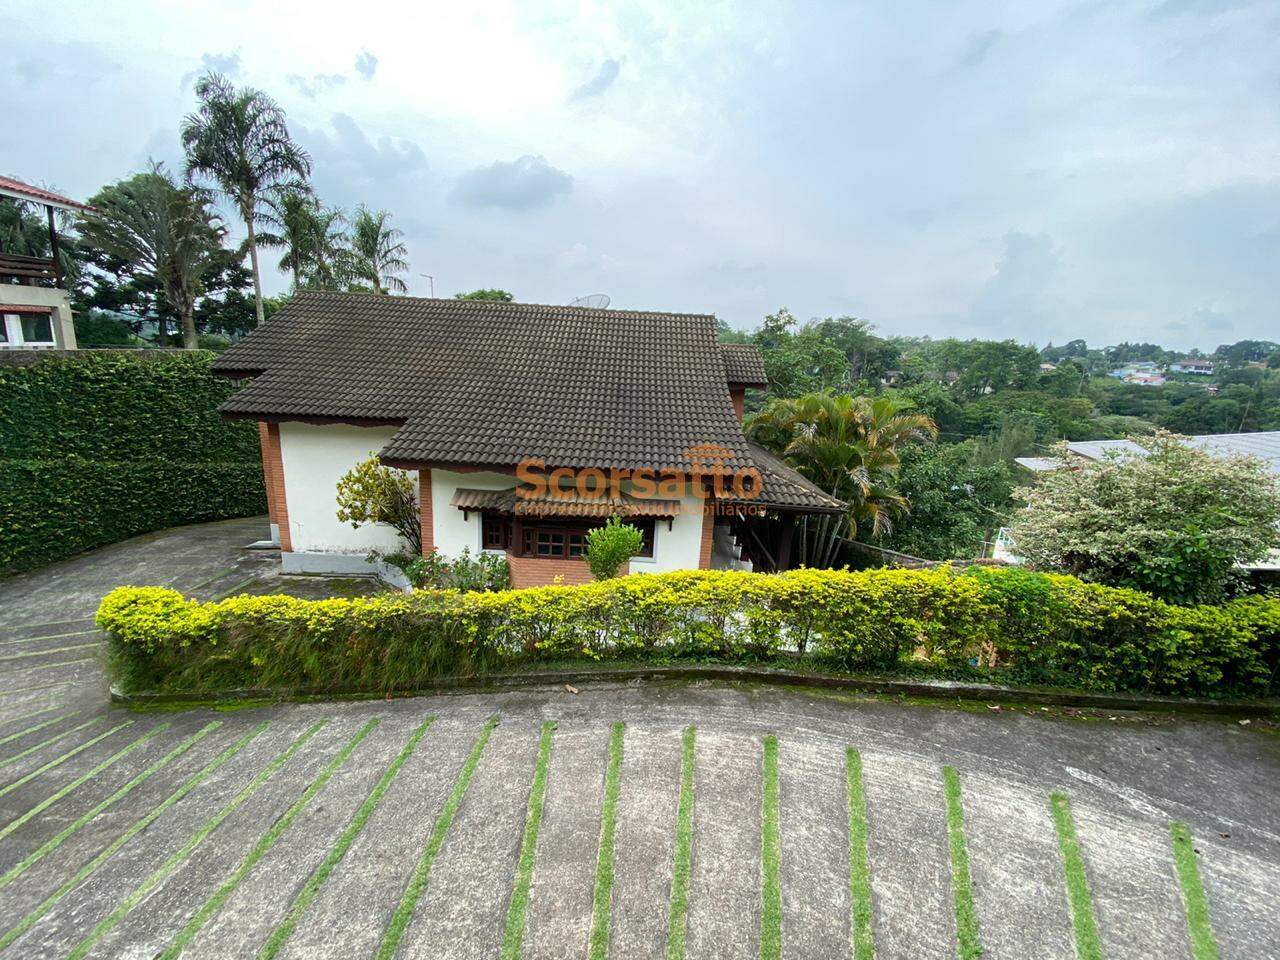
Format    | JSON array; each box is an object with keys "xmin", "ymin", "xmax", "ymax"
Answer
[{"xmin": 719, "ymin": 343, "xmax": 768, "ymax": 387}]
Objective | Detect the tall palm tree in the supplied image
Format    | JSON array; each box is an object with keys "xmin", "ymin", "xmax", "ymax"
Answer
[
  {"xmin": 350, "ymin": 205, "xmax": 409, "ymax": 294},
  {"xmin": 256, "ymin": 185, "xmax": 351, "ymax": 289},
  {"xmin": 182, "ymin": 72, "xmax": 310, "ymax": 325},
  {"xmin": 747, "ymin": 393, "xmax": 937, "ymax": 565},
  {"xmin": 78, "ymin": 167, "xmax": 224, "ymax": 349}
]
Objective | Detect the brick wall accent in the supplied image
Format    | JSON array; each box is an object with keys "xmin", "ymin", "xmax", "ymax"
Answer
[
  {"xmin": 730, "ymin": 388, "xmax": 746, "ymax": 422},
  {"xmin": 419, "ymin": 469, "xmax": 434, "ymax": 556},
  {"xmin": 698, "ymin": 505, "xmax": 715, "ymax": 569},
  {"xmin": 257, "ymin": 422, "xmax": 278, "ymax": 527},
  {"xmin": 506, "ymin": 554, "xmax": 619, "ymax": 588},
  {"xmin": 260, "ymin": 422, "xmax": 292, "ymax": 552}
]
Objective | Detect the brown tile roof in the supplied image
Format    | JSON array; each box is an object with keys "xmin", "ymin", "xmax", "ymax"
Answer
[
  {"xmin": 0, "ymin": 175, "xmax": 93, "ymax": 213},
  {"xmin": 214, "ymin": 291, "xmax": 756, "ymax": 473},
  {"xmin": 451, "ymin": 487, "xmax": 682, "ymax": 519},
  {"xmin": 731, "ymin": 442, "xmax": 846, "ymax": 513},
  {"xmin": 719, "ymin": 342, "xmax": 768, "ymax": 387}
]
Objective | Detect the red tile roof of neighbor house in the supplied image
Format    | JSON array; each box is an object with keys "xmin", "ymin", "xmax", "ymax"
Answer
[
  {"xmin": 0, "ymin": 175, "xmax": 93, "ymax": 213},
  {"xmin": 214, "ymin": 291, "xmax": 846, "ymax": 513}
]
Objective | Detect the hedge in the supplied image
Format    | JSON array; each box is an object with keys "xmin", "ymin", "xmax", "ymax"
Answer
[
  {"xmin": 97, "ymin": 566, "xmax": 1280, "ymax": 699},
  {"xmin": 0, "ymin": 351, "xmax": 265, "ymax": 574}
]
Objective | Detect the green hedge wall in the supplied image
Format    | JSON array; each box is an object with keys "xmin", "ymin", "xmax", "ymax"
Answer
[
  {"xmin": 1, "ymin": 351, "xmax": 265, "ymax": 574},
  {"xmin": 98, "ymin": 567, "xmax": 1280, "ymax": 699}
]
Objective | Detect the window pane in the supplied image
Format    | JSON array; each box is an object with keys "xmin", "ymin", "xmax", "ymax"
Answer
[
  {"xmin": 20, "ymin": 313, "xmax": 54, "ymax": 343},
  {"xmin": 0, "ymin": 317, "xmax": 9, "ymax": 343}
]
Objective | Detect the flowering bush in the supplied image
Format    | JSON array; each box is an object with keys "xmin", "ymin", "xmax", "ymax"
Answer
[
  {"xmin": 98, "ymin": 566, "xmax": 1280, "ymax": 699},
  {"xmin": 335, "ymin": 456, "xmax": 420, "ymax": 554}
]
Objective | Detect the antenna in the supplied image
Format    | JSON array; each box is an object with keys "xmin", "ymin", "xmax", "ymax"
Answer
[{"xmin": 568, "ymin": 294, "xmax": 610, "ymax": 309}]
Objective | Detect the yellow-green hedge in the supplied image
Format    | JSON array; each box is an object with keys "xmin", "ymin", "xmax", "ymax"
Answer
[{"xmin": 96, "ymin": 566, "xmax": 1280, "ymax": 698}]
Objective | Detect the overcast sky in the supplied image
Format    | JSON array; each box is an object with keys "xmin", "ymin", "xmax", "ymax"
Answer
[{"xmin": 4, "ymin": 0, "xmax": 1278, "ymax": 349}]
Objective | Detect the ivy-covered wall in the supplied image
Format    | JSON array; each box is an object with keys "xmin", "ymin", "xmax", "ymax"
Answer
[{"xmin": 1, "ymin": 350, "xmax": 266, "ymax": 575}]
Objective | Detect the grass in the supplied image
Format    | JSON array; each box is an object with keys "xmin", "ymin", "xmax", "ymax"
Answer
[
  {"xmin": 0, "ymin": 722, "xmax": 219, "ymax": 892},
  {"xmin": 0, "ymin": 720, "xmax": 133, "ymax": 799},
  {"xmin": 65, "ymin": 720, "xmax": 326, "ymax": 960},
  {"xmin": 588, "ymin": 722, "xmax": 626, "ymax": 960},
  {"xmin": 159, "ymin": 719, "xmax": 378, "ymax": 959},
  {"xmin": 0, "ymin": 721, "xmax": 269, "ymax": 952},
  {"xmin": 0, "ymin": 708, "xmax": 73, "ymax": 747},
  {"xmin": 942, "ymin": 766, "xmax": 982, "ymax": 960},
  {"xmin": 0, "ymin": 715, "xmax": 102, "ymax": 769},
  {"xmin": 760, "ymin": 734, "xmax": 782, "ymax": 960},
  {"xmin": 665, "ymin": 726, "xmax": 696, "ymax": 960},
  {"xmin": 846, "ymin": 747, "xmax": 875, "ymax": 960},
  {"xmin": 0, "ymin": 722, "xmax": 168, "ymax": 843},
  {"xmin": 1049, "ymin": 792, "xmax": 1102, "ymax": 960},
  {"xmin": 500, "ymin": 720, "xmax": 557, "ymax": 960},
  {"xmin": 375, "ymin": 715, "xmax": 499, "ymax": 960},
  {"xmin": 1171, "ymin": 822, "xmax": 1221, "ymax": 960}
]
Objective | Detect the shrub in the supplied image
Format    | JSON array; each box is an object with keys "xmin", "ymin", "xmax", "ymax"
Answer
[
  {"xmin": 381, "ymin": 548, "xmax": 510, "ymax": 592},
  {"xmin": 98, "ymin": 566, "xmax": 1280, "ymax": 699},
  {"xmin": 335, "ymin": 455, "xmax": 420, "ymax": 554},
  {"xmin": 1011, "ymin": 432, "xmax": 1280, "ymax": 604},
  {"xmin": 586, "ymin": 517, "xmax": 644, "ymax": 580}
]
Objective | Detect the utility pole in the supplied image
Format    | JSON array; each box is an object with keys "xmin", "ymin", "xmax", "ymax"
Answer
[{"xmin": 420, "ymin": 274, "xmax": 434, "ymax": 297}]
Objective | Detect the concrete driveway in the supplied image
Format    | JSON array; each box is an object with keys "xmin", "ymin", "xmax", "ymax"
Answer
[{"xmin": 0, "ymin": 519, "xmax": 1277, "ymax": 959}]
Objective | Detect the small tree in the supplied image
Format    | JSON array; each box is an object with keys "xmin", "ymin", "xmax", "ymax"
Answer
[
  {"xmin": 335, "ymin": 456, "xmax": 420, "ymax": 554},
  {"xmin": 454, "ymin": 288, "xmax": 514, "ymax": 302},
  {"xmin": 585, "ymin": 517, "xmax": 644, "ymax": 580},
  {"xmin": 1010, "ymin": 432, "xmax": 1280, "ymax": 603}
]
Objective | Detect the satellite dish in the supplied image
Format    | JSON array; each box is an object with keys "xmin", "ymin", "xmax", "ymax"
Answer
[{"xmin": 568, "ymin": 294, "xmax": 611, "ymax": 309}]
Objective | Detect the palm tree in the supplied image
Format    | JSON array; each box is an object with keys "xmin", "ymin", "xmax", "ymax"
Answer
[
  {"xmin": 78, "ymin": 167, "xmax": 224, "ymax": 349},
  {"xmin": 182, "ymin": 72, "xmax": 311, "ymax": 325},
  {"xmin": 350, "ymin": 205, "xmax": 409, "ymax": 294},
  {"xmin": 747, "ymin": 393, "xmax": 937, "ymax": 565},
  {"xmin": 256, "ymin": 185, "xmax": 351, "ymax": 289}
]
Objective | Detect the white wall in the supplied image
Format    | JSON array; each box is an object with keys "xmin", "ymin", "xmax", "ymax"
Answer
[
  {"xmin": 278, "ymin": 423, "xmax": 404, "ymax": 554},
  {"xmin": 0, "ymin": 287, "xmax": 76, "ymax": 349},
  {"xmin": 431, "ymin": 468, "xmax": 519, "ymax": 557},
  {"xmin": 430, "ymin": 468, "xmax": 705, "ymax": 572}
]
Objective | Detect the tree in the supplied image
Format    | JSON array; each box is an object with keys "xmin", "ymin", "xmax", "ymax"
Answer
[
  {"xmin": 747, "ymin": 393, "xmax": 937, "ymax": 565},
  {"xmin": 256, "ymin": 185, "xmax": 351, "ymax": 290},
  {"xmin": 454, "ymin": 288, "xmax": 513, "ymax": 302},
  {"xmin": 1010, "ymin": 433, "xmax": 1280, "ymax": 603},
  {"xmin": 182, "ymin": 72, "xmax": 311, "ymax": 326},
  {"xmin": 77, "ymin": 168, "xmax": 224, "ymax": 349},
  {"xmin": 334, "ymin": 455, "xmax": 421, "ymax": 554},
  {"xmin": 0, "ymin": 197, "xmax": 81, "ymax": 285},
  {"xmin": 585, "ymin": 517, "xmax": 644, "ymax": 580},
  {"xmin": 350, "ymin": 206, "xmax": 409, "ymax": 294}
]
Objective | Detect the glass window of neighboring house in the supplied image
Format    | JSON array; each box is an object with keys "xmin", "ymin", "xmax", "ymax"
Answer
[
  {"xmin": 0, "ymin": 316, "xmax": 9, "ymax": 343},
  {"xmin": 20, "ymin": 312, "xmax": 54, "ymax": 344}
]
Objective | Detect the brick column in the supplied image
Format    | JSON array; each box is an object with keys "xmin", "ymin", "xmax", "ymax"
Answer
[
  {"xmin": 419, "ymin": 468, "xmax": 434, "ymax": 556},
  {"xmin": 698, "ymin": 504, "xmax": 715, "ymax": 569},
  {"xmin": 260, "ymin": 422, "xmax": 292, "ymax": 552}
]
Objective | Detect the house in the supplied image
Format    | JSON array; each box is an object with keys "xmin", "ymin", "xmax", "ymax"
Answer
[
  {"xmin": 212, "ymin": 292, "xmax": 845, "ymax": 587},
  {"xmin": 0, "ymin": 175, "xmax": 90, "ymax": 350},
  {"xmin": 1170, "ymin": 359, "xmax": 1214, "ymax": 375}
]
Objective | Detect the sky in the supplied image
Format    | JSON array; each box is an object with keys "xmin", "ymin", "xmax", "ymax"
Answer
[{"xmin": 3, "ymin": 0, "xmax": 1278, "ymax": 350}]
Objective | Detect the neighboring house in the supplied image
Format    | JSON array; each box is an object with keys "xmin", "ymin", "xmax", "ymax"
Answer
[
  {"xmin": 0, "ymin": 175, "xmax": 90, "ymax": 350},
  {"xmin": 1108, "ymin": 362, "xmax": 1165, "ymax": 385},
  {"xmin": 212, "ymin": 292, "xmax": 844, "ymax": 587},
  {"xmin": 1170, "ymin": 359, "xmax": 1214, "ymax": 375}
]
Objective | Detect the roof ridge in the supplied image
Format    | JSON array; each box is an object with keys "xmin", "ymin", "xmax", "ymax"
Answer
[{"xmin": 288, "ymin": 288, "xmax": 717, "ymax": 322}]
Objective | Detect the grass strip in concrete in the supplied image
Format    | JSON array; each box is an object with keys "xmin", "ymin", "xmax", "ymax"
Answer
[
  {"xmin": 500, "ymin": 720, "xmax": 557, "ymax": 960},
  {"xmin": 0, "ymin": 721, "xmax": 270, "ymax": 952},
  {"xmin": 212, "ymin": 576, "xmax": 263, "ymax": 601},
  {"xmin": 375, "ymin": 715, "xmax": 500, "ymax": 960},
  {"xmin": 0, "ymin": 720, "xmax": 131, "ymax": 799},
  {"xmin": 0, "ymin": 722, "xmax": 220, "ymax": 892},
  {"xmin": 1049, "ymin": 792, "xmax": 1102, "ymax": 960},
  {"xmin": 64, "ymin": 720, "xmax": 326, "ymax": 960},
  {"xmin": 664, "ymin": 725, "xmax": 697, "ymax": 960},
  {"xmin": 846, "ymin": 747, "xmax": 875, "ymax": 960},
  {"xmin": 587, "ymin": 721, "xmax": 626, "ymax": 960},
  {"xmin": 159, "ymin": 719, "xmax": 378, "ymax": 960},
  {"xmin": 186, "ymin": 566, "xmax": 239, "ymax": 592},
  {"xmin": 760, "ymin": 734, "xmax": 782, "ymax": 960},
  {"xmin": 1170, "ymin": 822, "xmax": 1220, "ymax": 960},
  {"xmin": 942, "ymin": 766, "xmax": 982, "ymax": 960},
  {"xmin": 0, "ymin": 709, "xmax": 72, "ymax": 748},
  {"xmin": 0, "ymin": 642, "xmax": 102, "ymax": 662},
  {"xmin": 0, "ymin": 682, "xmax": 70, "ymax": 698},
  {"xmin": 259, "ymin": 716, "xmax": 436, "ymax": 960},
  {"xmin": 0, "ymin": 723, "xmax": 169, "ymax": 843},
  {"xmin": 22, "ymin": 657, "xmax": 96, "ymax": 672},
  {"xmin": 0, "ymin": 716, "xmax": 101, "ymax": 769},
  {"xmin": 0, "ymin": 631, "xmax": 100, "ymax": 647}
]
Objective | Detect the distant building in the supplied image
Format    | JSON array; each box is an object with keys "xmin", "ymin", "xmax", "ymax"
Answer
[
  {"xmin": 1038, "ymin": 362, "xmax": 1057, "ymax": 372},
  {"xmin": 1169, "ymin": 360, "xmax": 1214, "ymax": 375},
  {"xmin": 880, "ymin": 369, "xmax": 904, "ymax": 386}
]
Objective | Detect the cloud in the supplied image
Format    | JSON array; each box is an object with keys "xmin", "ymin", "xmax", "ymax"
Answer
[
  {"xmin": 355, "ymin": 49, "xmax": 378, "ymax": 80},
  {"xmin": 289, "ymin": 73, "xmax": 347, "ymax": 99},
  {"xmin": 968, "ymin": 232, "xmax": 1062, "ymax": 329},
  {"xmin": 953, "ymin": 29, "xmax": 1003, "ymax": 71},
  {"xmin": 451, "ymin": 155, "xmax": 573, "ymax": 211},
  {"xmin": 181, "ymin": 50, "xmax": 240, "ymax": 88},
  {"xmin": 569, "ymin": 58, "xmax": 622, "ymax": 102}
]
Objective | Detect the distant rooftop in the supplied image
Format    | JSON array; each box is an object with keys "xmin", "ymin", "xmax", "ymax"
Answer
[
  {"xmin": 1016, "ymin": 431, "xmax": 1280, "ymax": 476},
  {"xmin": 0, "ymin": 175, "xmax": 93, "ymax": 213}
]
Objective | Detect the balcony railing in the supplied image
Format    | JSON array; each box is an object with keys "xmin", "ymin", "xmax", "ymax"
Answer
[{"xmin": 0, "ymin": 253, "xmax": 60, "ymax": 286}]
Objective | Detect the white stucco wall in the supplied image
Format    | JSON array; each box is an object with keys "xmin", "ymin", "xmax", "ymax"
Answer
[
  {"xmin": 429, "ymin": 468, "xmax": 705, "ymax": 572},
  {"xmin": 278, "ymin": 423, "xmax": 404, "ymax": 554},
  {"xmin": 0, "ymin": 286, "xmax": 76, "ymax": 349}
]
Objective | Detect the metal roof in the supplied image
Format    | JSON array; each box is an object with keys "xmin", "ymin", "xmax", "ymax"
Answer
[{"xmin": 1056, "ymin": 432, "xmax": 1280, "ymax": 476}]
